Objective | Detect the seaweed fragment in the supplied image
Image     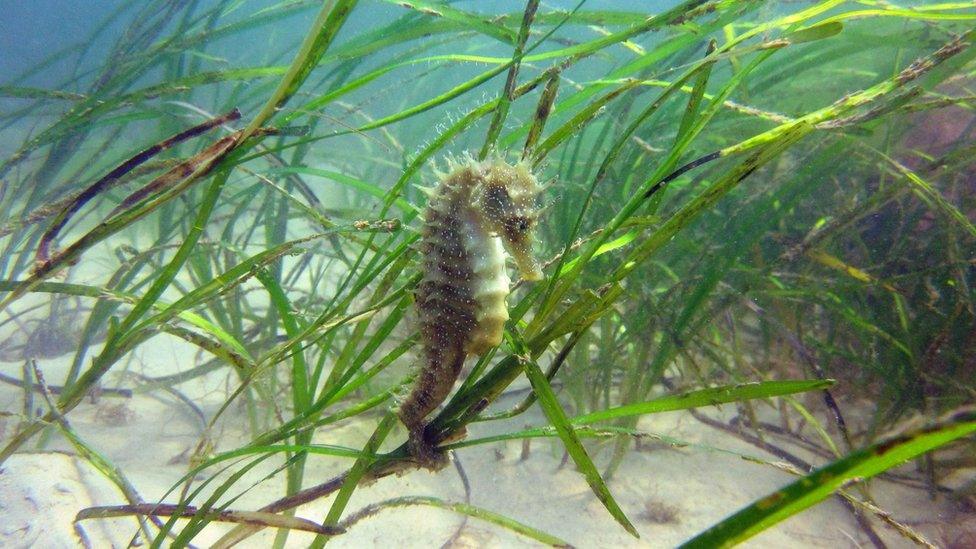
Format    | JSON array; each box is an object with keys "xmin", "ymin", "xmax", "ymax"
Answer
[{"xmin": 34, "ymin": 108, "xmax": 241, "ymax": 266}]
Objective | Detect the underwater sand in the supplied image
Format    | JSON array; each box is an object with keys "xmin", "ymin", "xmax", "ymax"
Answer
[{"xmin": 0, "ymin": 331, "xmax": 962, "ymax": 548}]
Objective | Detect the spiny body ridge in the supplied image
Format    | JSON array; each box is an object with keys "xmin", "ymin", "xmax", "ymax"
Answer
[{"xmin": 398, "ymin": 155, "xmax": 544, "ymax": 467}]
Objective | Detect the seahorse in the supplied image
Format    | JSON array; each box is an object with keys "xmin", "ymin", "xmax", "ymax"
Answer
[{"xmin": 398, "ymin": 154, "xmax": 544, "ymax": 468}]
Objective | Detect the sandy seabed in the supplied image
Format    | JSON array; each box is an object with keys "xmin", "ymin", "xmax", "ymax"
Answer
[{"xmin": 0, "ymin": 264, "xmax": 971, "ymax": 548}]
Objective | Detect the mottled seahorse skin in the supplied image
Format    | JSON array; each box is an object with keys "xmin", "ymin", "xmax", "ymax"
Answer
[{"xmin": 398, "ymin": 155, "xmax": 543, "ymax": 467}]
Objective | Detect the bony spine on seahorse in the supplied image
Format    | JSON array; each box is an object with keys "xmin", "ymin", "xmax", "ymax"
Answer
[{"xmin": 397, "ymin": 154, "xmax": 544, "ymax": 468}]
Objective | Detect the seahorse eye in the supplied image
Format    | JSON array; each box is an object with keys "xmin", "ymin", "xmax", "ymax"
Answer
[{"xmin": 505, "ymin": 215, "xmax": 532, "ymax": 236}]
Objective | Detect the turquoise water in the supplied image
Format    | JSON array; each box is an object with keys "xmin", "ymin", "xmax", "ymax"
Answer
[{"xmin": 1, "ymin": 2, "xmax": 974, "ymax": 547}]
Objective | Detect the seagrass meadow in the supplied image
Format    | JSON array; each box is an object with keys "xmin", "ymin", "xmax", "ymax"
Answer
[{"xmin": 0, "ymin": 0, "xmax": 974, "ymax": 547}]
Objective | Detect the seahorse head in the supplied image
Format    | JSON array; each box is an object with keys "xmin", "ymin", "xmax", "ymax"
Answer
[{"xmin": 476, "ymin": 158, "xmax": 544, "ymax": 281}]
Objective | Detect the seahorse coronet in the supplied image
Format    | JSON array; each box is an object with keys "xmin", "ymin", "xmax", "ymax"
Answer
[{"xmin": 397, "ymin": 154, "xmax": 544, "ymax": 467}]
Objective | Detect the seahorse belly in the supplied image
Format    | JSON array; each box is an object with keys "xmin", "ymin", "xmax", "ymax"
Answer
[{"xmin": 464, "ymin": 219, "xmax": 510, "ymax": 356}]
